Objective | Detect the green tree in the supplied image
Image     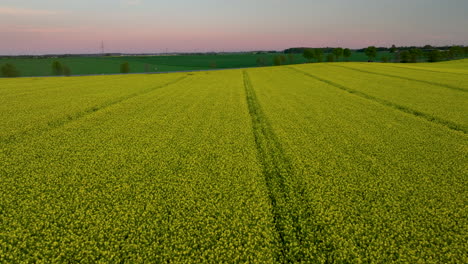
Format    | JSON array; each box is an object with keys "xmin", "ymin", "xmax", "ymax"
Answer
[
  {"xmin": 427, "ymin": 50, "xmax": 441, "ymax": 62},
  {"xmin": 314, "ymin": 49, "xmax": 324, "ymax": 62},
  {"xmin": 400, "ymin": 50, "xmax": 411, "ymax": 63},
  {"xmin": 273, "ymin": 55, "xmax": 282, "ymax": 66},
  {"xmin": 279, "ymin": 55, "xmax": 287, "ymax": 65},
  {"xmin": 1, "ymin": 63, "xmax": 20, "ymax": 77},
  {"xmin": 120, "ymin": 62, "xmax": 130, "ymax": 73},
  {"xmin": 52, "ymin": 61, "xmax": 63, "ymax": 75},
  {"xmin": 63, "ymin": 65, "xmax": 72, "ymax": 76},
  {"xmin": 393, "ymin": 52, "xmax": 400, "ymax": 63},
  {"xmin": 303, "ymin": 49, "xmax": 314, "ymax": 62},
  {"xmin": 332, "ymin": 48, "xmax": 343, "ymax": 61},
  {"xmin": 440, "ymin": 51, "xmax": 451, "ymax": 60},
  {"xmin": 343, "ymin": 48, "xmax": 352, "ymax": 61},
  {"xmin": 449, "ymin": 46, "xmax": 463, "ymax": 58},
  {"xmin": 423, "ymin": 45, "xmax": 433, "ymax": 50},
  {"xmin": 464, "ymin": 47, "xmax": 468, "ymax": 57},
  {"xmin": 287, "ymin": 53, "xmax": 295, "ymax": 64},
  {"xmin": 409, "ymin": 48, "xmax": 423, "ymax": 63},
  {"xmin": 326, "ymin": 53, "xmax": 335, "ymax": 62},
  {"xmin": 381, "ymin": 56, "xmax": 389, "ymax": 63},
  {"xmin": 389, "ymin": 44, "xmax": 397, "ymax": 53},
  {"xmin": 364, "ymin": 46, "xmax": 377, "ymax": 61},
  {"xmin": 256, "ymin": 57, "xmax": 267, "ymax": 66}
]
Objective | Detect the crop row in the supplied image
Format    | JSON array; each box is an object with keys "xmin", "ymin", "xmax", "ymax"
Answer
[
  {"xmin": 1, "ymin": 63, "xmax": 467, "ymax": 262},
  {"xmin": 390, "ymin": 59, "xmax": 468, "ymax": 75},
  {"xmin": 332, "ymin": 64, "xmax": 468, "ymax": 92},
  {"xmin": 291, "ymin": 63, "xmax": 468, "ymax": 133},
  {"xmin": 246, "ymin": 66, "xmax": 467, "ymax": 263},
  {"xmin": 0, "ymin": 74, "xmax": 185, "ymax": 142},
  {"xmin": 1, "ymin": 71, "xmax": 278, "ymax": 262}
]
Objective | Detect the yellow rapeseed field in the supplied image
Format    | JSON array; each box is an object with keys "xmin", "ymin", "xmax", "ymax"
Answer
[{"xmin": 1, "ymin": 61, "xmax": 467, "ymax": 262}]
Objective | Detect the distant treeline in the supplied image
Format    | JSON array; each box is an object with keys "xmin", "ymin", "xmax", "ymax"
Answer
[
  {"xmin": 285, "ymin": 45, "xmax": 468, "ymax": 63},
  {"xmin": 284, "ymin": 45, "xmax": 468, "ymax": 54},
  {"xmin": 285, "ymin": 47, "xmax": 348, "ymax": 54},
  {"xmin": 354, "ymin": 45, "xmax": 467, "ymax": 53}
]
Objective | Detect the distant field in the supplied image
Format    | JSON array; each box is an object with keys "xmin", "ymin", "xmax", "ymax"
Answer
[
  {"xmin": 379, "ymin": 59, "xmax": 468, "ymax": 74},
  {"xmin": 0, "ymin": 60, "xmax": 466, "ymax": 262},
  {"xmin": 0, "ymin": 51, "xmax": 393, "ymax": 77}
]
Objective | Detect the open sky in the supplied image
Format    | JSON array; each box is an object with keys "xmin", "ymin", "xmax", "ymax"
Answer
[{"xmin": 1, "ymin": 0, "xmax": 467, "ymax": 55}]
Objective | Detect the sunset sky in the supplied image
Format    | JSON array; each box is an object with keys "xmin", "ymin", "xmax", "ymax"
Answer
[{"xmin": 1, "ymin": 0, "xmax": 467, "ymax": 55}]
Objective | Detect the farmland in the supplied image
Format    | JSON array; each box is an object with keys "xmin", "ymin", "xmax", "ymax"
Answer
[
  {"xmin": 0, "ymin": 51, "xmax": 394, "ymax": 77},
  {"xmin": 0, "ymin": 60, "xmax": 467, "ymax": 262}
]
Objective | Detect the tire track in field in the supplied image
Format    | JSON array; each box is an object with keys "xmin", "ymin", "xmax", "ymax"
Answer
[
  {"xmin": 1, "ymin": 75, "xmax": 189, "ymax": 145},
  {"xmin": 243, "ymin": 71, "xmax": 310, "ymax": 263},
  {"xmin": 329, "ymin": 64, "xmax": 468, "ymax": 93},
  {"xmin": 288, "ymin": 67, "xmax": 467, "ymax": 134}
]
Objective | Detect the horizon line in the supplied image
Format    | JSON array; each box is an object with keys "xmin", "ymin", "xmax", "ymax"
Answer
[{"xmin": 1, "ymin": 44, "xmax": 467, "ymax": 57}]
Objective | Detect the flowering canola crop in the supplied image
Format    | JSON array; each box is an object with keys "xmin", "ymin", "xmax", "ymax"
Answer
[{"xmin": 1, "ymin": 61, "xmax": 466, "ymax": 263}]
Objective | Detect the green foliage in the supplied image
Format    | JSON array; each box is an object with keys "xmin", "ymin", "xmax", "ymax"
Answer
[
  {"xmin": 1, "ymin": 63, "xmax": 20, "ymax": 77},
  {"xmin": 256, "ymin": 57, "xmax": 267, "ymax": 66},
  {"xmin": 449, "ymin": 46, "xmax": 464, "ymax": 58},
  {"xmin": 303, "ymin": 49, "xmax": 325, "ymax": 63},
  {"xmin": 423, "ymin": 45, "xmax": 433, "ymax": 49},
  {"xmin": 441, "ymin": 50, "xmax": 452, "ymax": 60},
  {"xmin": 409, "ymin": 48, "xmax": 423, "ymax": 63},
  {"xmin": 303, "ymin": 49, "xmax": 314, "ymax": 62},
  {"xmin": 343, "ymin": 48, "xmax": 352, "ymax": 61},
  {"xmin": 427, "ymin": 50, "xmax": 441, "ymax": 62},
  {"xmin": 381, "ymin": 55, "xmax": 389, "ymax": 63},
  {"xmin": 273, "ymin": 55, "xmax": 282, "ymax": 66},
  {"xmin": 365, "ymin": 46, "xmax": 378, "ymax": 61},
  {"xmin": 332, "ymin": 48, "xmax": 343, "ymax": 61},
  {"xmin": 326, "ymin": 53, "xmax": 335, "ymax": 62},
  {"xmin": 52, "ymin": 61, "xmax": 72, "ymax": 76},
  {"xmin": 273, "ymin": 55, "xmax": 287, "ymax": 66},
  {"xmin": 314, "ymin": 49, "xmax": 324, "ymax": 62},
  {"xmin": 52, "ymin": 61, "xmax": 63, "ymax": 75},
  {"xmin": 400, "ymin": 50, "xmax": 411, "ymax": 63},
  {"xmin": 120, "ymin": 62, "xmax": 130, "ymax": 73},
  {"xmin": 287, "ymin": 53, "xmax": 295, "ymax": 64},
  {"xmin": 279, "ymin": 55, "xmax": 287, "ymax": 65},
  {"xmin": 63, "ymin": 65, "xmax": 72, "ymax": 76}
]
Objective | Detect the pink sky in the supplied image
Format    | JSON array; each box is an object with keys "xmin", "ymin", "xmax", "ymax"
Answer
[{"xmin": 1, "ymin": 1, "xmax": 467, "ymax": 55}]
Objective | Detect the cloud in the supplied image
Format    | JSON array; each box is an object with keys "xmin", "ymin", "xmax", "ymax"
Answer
[{"xmin": 0, "ymin": 7, "xmax": 58, "ymax": 16}]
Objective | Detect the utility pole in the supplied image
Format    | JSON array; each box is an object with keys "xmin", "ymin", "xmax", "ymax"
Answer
[{"xmin": 101, "ymin": 41, "xmax": 105, "ymax": 55}]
